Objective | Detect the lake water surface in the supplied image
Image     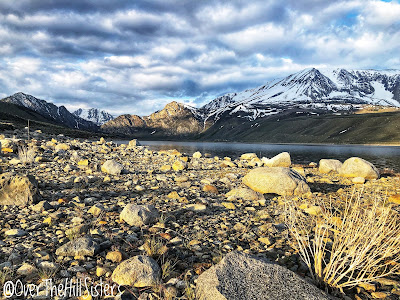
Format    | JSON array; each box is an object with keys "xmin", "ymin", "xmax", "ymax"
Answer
[{"xmin": 117, "ymin": 140, "xmax": 400, "ymax": 172}]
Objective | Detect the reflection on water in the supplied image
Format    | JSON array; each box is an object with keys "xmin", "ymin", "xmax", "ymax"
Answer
[{"xmin": 116, "ymin": 140, "xmax": 400, "ymax": 172}]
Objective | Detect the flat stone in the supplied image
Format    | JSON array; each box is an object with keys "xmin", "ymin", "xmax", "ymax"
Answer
[
  {"xmin": 56, "ymin": 236, "xmax": 99, "ymax": 257},
  {"xmin": 5, "ymin": 229, "xmax": 26, "ymax": 237},
  {"xmin": 185, "ymin": 204, "xmax": 207, "ymax": 212},
  {"xmin": 225, "ymin": 188, "xmax": 264, "ymax": 201}
]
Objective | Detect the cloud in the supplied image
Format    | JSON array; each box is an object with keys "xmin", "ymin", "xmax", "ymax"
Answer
[{"xmin": 0, "ymin": 0, "xmax": 399, "ymax": 116}]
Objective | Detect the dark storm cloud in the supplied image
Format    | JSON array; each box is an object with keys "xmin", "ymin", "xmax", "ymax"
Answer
[
  {"xmin": 0, "ymin": 0, "xmax": 135, "ymax": 14},
  {"xmin": 0, "ymin": 0, "xmax": 399, "ymax": 115}
]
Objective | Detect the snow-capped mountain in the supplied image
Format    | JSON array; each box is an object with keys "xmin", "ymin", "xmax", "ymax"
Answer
[
  {"xmin": 1, "ymin": 92, "xmax": 99, "ymax": 131},
  {"xmin": 100, "ymin": 68, "xmax": 400, "ymax": 136},
  {"xmin": 200, "ymin": 68, "xmax": 400, "ymax": 122},
  {"xmin": 73, "ymin": 108, "xmax": 114, "ymax": 125}
]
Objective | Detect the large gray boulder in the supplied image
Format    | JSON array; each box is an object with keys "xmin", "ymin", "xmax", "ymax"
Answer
[
  {"xmin": 243, "ymin": 167, "xmax": 310, "ymax": 196},
  {"xmin": 262, "ymin": 152, "xmax": 291, "ymax": 167},
  {"xmin": 196, "ymin": 251, "xmax": 333, "ymax": 300},
  {"xmin": 120, "ymin": 204, "xmax": 160, "ymax": 227},
  {"xmin": 101, "ymin": 159, "xmax": 123, "ymax": 175},
  {"xmin": 55, "ymin": 236, "xmax": 99, "ymax": 257},
  {"xmin": 339, "ymin": 157, "xmax": 379, "ymax": 179},
  {"xmin": 112, "ymin": 255, "xmax": 160, "ymax": 287},
  {"xmin": 319, "ymin": 159, "xmax": 342, "ymax": 174},
  {"xmin": 0, "ymin": 172, "xmax": 40, "ymax": 206}
]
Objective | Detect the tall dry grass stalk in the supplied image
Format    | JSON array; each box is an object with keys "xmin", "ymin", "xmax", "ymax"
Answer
[
  {"xmin": 18, "ymin": 145, "xmax": 36, "ymax": 164},
  {"xmin": 285, "ymin": 190, "xmax": 400, "ymax": 291}
]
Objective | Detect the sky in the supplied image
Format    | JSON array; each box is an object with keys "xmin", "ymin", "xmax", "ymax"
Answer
[{"xmin": 0, "ymin": 0, "xmax": 400, "ymax": 116}]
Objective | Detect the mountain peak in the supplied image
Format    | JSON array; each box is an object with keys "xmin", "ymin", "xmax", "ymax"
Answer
[
  {"xmin": 1, "ymin": 92, "xmax": 99, "ymax": 131},
  {"xmin": 73, "ymin": 108, "xmax": 114, "ymax": 125}
]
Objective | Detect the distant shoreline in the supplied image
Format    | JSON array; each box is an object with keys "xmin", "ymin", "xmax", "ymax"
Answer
[{"xmin": 114, "ymin": 139, "xmax": 400, "ymax": 148}]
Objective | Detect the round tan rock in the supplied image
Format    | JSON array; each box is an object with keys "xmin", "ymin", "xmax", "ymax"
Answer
[
  {"xmin": 111, "ymin": 255, "xmax": 160, "ymax": 287},
  {"xmin": 262, "ymin": 152, "xmax": 291, "ymax": 167},
  {"xmin": 339, "ymin": 157, "xmax": 379, "ymax": 179},
  {"xmin": 242, "ymin": 167, "xmax": 311, "ymax": 196},
  {"xmin": 319, "ymin": 159, "xmax": 342, "ymax": 174}
]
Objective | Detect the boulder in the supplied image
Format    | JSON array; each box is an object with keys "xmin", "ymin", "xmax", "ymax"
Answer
[
  {"xmin": 111, "ymin": 255, "xmax": 160, "ymax": 287},
  {"xmin": 193, "ymin": 151, "xmax": 202, "ymax": 159},
  {"xmin": 243, "ymin": 167, "xmax": 310, "ymax": 196},
  {"xmin": 225, "ymin": 188, "xmax": 264, "ymax": 201},
  {"xmin": 196, "ymin": 251, "xmax": 333, "ymax": 300},
  {"xmin": 101, "ymin": 160, "xmax": 123, "ymax": 175},
  {"xmin": 262, "ymin": 152, "xmax": 291, "ymax": 167},
  {"xmin": 319, "ymin": 159, "xmax": 342, "ymax": 174},
  {"xmin": 127, "ymin": 139, "xmax": 140, "ymax": 148},
  {"xmin": 120, "ymin": 204, "xmax": 160, "ymax": 227},
  {"xmin": 240, "ymin": 153, "xmax": 258, "ymax": 160},
  {"xmin": 55, "ymin": 236, "xmax": 99, "ymax": 257},
  {"xmin": 339, "ymin": 157, "xmax": 379, "ymax": 179},
  {"xmin": 0, "ymin": 172, "xmax": 40, "ymax": 206}
]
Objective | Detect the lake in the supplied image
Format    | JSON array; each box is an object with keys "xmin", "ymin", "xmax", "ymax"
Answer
[{"xmin": 116, "ymin": 140, "xmax": 400, "ymax": 172}]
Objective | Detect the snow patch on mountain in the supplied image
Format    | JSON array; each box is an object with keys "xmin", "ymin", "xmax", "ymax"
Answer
[{"xmin": 73, "ymin": 108, "xmax": 114, "ymax": 125}]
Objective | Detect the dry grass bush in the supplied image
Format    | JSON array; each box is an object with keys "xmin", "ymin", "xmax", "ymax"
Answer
[
  {"xmin": 18, "ymin": 145, "xmax": 36, "ymax": 164},
  {"xmin": 285, "ymin": 190, "xmax": 400, "ymax": 292},
  {"xmin": 143, "ymin": 235, "xmax": 168, "ymax": 259}
]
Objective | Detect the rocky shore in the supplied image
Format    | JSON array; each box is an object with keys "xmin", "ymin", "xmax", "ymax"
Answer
[{"xmin": 0, "ymin": 130, "xmax": 399, "ymax": 300}]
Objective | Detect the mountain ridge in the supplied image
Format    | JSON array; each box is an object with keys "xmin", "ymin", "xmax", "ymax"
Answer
[
  {"xmin": 1, "ymin": 92, "xmax": 99, "ymax": 131},
  {"xmin": 198, "ymin": 67, "xmax": 400, "ymax": 124},
  {"xmin": 101, "ymin": 101, "xmax": 205, "ymax": 136},
  {"xmin": 2, "ymin": 67, "xmax": 400, "ymax": 138},
  {"xmin": 100, "ymin": 67, "xmax": 400, "ymax": 137}
]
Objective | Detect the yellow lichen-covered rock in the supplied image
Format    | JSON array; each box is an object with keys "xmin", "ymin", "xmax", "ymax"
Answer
[
  {"xmin": 172, "ymin": 160, "xmax": 187, "ymax": 171},
  {"xmin": 222, "ymin": 202, "xmax": 236, "ymax": 210},
  {"xmin": 78, "ymin": 159, "xmax": 89, "ymax": 166},
  {"xmin": 55, "ymin": 143, "xmax": 70, "ymax": 151}
]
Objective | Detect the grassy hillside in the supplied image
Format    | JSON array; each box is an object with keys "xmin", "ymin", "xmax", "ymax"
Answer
[{"xmin": 196, "ymin": 111, "xmax": 400, "ymax": 144}]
